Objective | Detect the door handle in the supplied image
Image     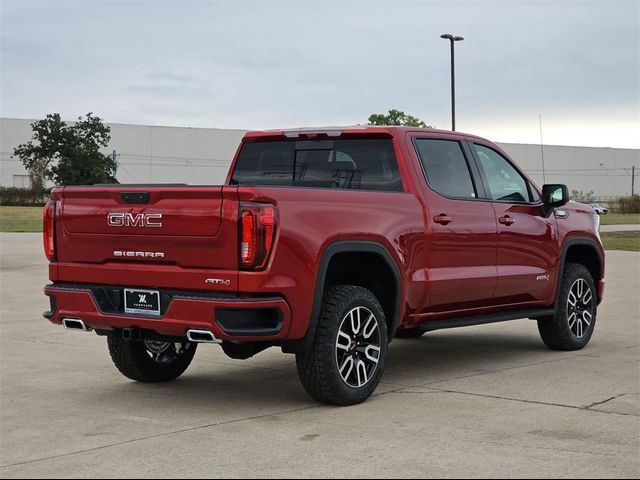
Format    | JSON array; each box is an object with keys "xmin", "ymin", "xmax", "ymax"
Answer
[
  {"xmin": 433, "ymin": 214, "xmax": 452, "ymax": 225},
  {"xmin": 499, "ymin": 215, "xmax": 515, "ymax": 226}
]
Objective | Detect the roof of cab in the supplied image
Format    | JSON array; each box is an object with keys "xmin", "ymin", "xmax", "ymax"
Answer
[{"xmin": 242, "ymin": 125, "xmax": 487, "ymax": 142}]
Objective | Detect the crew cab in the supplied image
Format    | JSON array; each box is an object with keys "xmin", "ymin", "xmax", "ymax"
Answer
[{"xmin": 43, "ymin": 126, "xmax": 605, "ymax": 405}]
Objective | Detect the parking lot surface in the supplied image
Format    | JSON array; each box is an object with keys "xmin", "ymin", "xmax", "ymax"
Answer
[{"xmin": 1, "ymin": 233, "xmax": 638, "ymax": 478}]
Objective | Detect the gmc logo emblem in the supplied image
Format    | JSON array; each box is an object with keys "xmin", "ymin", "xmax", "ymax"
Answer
[{"xmin": 108, "ymin": 212, "xmax": 163, "ymax": 228}]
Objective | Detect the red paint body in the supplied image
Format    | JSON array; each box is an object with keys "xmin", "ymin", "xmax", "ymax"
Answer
[{"xmin": 44, "ymin": 127, "xmax": 604, "ymax": 345}]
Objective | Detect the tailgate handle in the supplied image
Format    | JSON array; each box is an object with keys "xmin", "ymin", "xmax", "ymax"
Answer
[{"xmin": 121, "ymin": 192, "xmax": 149, "ymax": 204}]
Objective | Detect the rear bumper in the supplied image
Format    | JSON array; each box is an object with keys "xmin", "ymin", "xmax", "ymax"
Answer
[{"xmin": 44, "ymin": 283, "xmax": 291, "ymax": 342}]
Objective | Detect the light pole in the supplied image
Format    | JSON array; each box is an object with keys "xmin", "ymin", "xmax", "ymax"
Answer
[{"xmin": 440, "ymin": 33, "xmax": 464, "ymax": 131}]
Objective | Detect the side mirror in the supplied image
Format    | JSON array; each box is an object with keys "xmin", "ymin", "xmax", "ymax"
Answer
[{"xmin": 541, "ymin": 184, "xmax": 569, "ymax": 216}]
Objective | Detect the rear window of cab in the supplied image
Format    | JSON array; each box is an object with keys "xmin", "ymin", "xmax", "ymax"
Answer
[{"xmin": 230, "ymin": 139, "xmax": 403, "ymax": 192}]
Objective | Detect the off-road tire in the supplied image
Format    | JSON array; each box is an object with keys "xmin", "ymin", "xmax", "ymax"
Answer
[
  {"xmin": 107, "ymin": 333, "xmax": 197, "ymax": 383},
  {"xmin": 296, "ymin": 285, "xmax": 388, "ymax": 406},
  {"xmin": 537, "ymin": 263, "xmax": 597, "ymax": 350}
]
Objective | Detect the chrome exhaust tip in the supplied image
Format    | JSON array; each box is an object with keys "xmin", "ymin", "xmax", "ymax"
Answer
[
  {"xmin": 62, "ymin": 318, "xmax": 91, "ymax": 332},
  {"xmin": 186, "ymin": 329, "xmax": 221, "ymax": 344}
]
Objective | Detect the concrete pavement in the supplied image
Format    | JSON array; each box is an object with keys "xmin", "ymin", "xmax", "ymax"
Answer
[{"xmin": 1, "ymin": 233, "xmax": 638, "ymax": 478}]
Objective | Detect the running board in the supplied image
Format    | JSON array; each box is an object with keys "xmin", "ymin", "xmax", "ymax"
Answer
[{"xmin": 417, "ymin": 308, "xmax": 556, "ymax": 333}]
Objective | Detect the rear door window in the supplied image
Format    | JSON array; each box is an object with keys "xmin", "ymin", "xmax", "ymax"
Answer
[
  {"xmin": 413, "ymin": 138, "xmax": 477, "ymax": 199},
  {"xmin": 231, "ymin": 139, "xmax": 403, "ymax": 191}
]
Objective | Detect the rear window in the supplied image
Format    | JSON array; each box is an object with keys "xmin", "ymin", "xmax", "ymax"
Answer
[
  {"xmin": 230, "ymin": 139, "xmax": 403, "ymax": 191},
  {"xmin": 414, "ymin": 138, "xmax": 477, "ymax": 199}
]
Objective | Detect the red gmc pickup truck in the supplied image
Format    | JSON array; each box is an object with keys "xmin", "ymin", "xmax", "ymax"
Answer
[{"xmin": 43, "ymin": 126, "xmax": 605, "ymax": 405}]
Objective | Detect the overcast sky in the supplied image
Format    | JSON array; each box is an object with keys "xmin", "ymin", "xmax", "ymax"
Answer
[{"xmin": 1, "ymin": 0, "xmax": 639, "ymax": 148}]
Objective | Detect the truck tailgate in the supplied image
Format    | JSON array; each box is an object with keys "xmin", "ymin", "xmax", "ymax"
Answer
[{"xmin": 54, "ymin": 186, "xmax": 239, "ymax": 270}]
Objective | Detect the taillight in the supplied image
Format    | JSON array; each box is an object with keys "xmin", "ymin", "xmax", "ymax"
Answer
[
  {"xmin": 239, "ymin": 202, "xmax": 276, "ymax": 270},
  {"xmin": 43, "ymin": 201, "xmax": 56, "ymax": 261}
]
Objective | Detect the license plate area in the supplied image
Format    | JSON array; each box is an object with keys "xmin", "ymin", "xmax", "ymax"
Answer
[{"xmin": 124, "ymin": 289, "xmax": 161, "ymax": 316}]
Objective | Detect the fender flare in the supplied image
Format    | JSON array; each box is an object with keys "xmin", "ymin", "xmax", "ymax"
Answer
[
  {"xmin": 554, "ymin": 236, "xmax": 604, "ymax": 308},
  {"xmin": 282, "ymin": 240, "xmax": 402, "ymax": 355}
]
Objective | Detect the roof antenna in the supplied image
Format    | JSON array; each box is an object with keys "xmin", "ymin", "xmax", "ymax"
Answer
[{"xmin": 539, "ymin": 114, "xmax": 546, "ymax": 184}]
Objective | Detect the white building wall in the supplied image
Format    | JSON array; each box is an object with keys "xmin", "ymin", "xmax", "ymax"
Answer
[
  {"xmin": 2, "ymin": 118, "xmax": 638, "ymax": 197},
  {"xmin": 0, "ymin": 118, "xmax": 39, "ymax": 187},
  {"xmin": 499, "ymin": 143, "xmax": 640, "ymax": 199},
  {"xmin": 107, "ymin": 123, "xmax": 245, "ymax": 185}
]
